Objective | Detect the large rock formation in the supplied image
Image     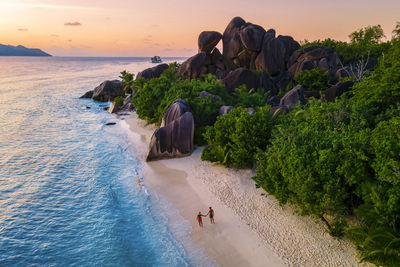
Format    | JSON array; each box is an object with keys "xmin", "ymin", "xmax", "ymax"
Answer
[
  {"xmin": 136, "ymin": 63, "xmax": 169, "ymax": 79},
  {"xmin": 222, "ymin": 17, "xmax": 246, "ymax": 70},
  {"xmin": 80, "ymin": 90, "xmax": 93, "ymax": 99},
  {"xmin": 287, "ymin": 46, "xmax": 341, "ymax": 77},
  {"xmin": 177, "ymin": 52, "xmax": 206, "ymax": 80},
  {"xmin": 92, "ymin": 80, "xmax": 124, "ymax": 102},
  {"xmin": 223, "ymin": 67, "xmax": 258, "ymax": 94},
  {"xmin": 198, "ymin": 31, "xmax": 222, "ymax": 54},
  {"xmin": 161, "ymin": 99, "xmax": 191, "ymax": 127},
  {"xmin": 147, "ymin": 112, "xmax": 194, "ymax": 161},
  {"xmin": 279, "ymin": 85, "xmax": 305, "ymax": 107}
]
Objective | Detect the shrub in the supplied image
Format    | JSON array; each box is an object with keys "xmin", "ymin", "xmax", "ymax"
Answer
[
  {"xmin": 119, "ymin": 70, "xmax": 134, "ymax": 94},
  {"xmin": 233, "ymin": 85, "xmax": 267, "ymax": 108},
  {"xmin": 202, "ymin": 106, "xmax": 274, "ymax": 168},
  {"xmin": 294, "ymin": 68, "xmax": 332, "ymax": 91},
  {"xmin": 253, "ymin": 99, "xmax": 372, "ymax": 220}
]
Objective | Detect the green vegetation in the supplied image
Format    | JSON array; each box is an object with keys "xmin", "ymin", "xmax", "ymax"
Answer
[
  {"xmin": 294, "ymin": 68, "xmax": 332, "ymax": 91},
  {"xmin": 113, "ymin": 96, "xmax": 123, "ymax": 106},
  {"xmin": 201, "ymin": 106, "xmax": 273, "ymax": 168},
  {"xmin": 119, "ymin": 70, "xmax": 135, "ymax": 94}
]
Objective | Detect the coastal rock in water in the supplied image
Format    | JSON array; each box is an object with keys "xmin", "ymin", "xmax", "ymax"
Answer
[
  {"xmin": 279, "ymin": 85, "xmax": 305, "ymax": 107},
  {"xmin": 177, "ymin": 52, "xmax": 206, "ymax": 80},
  {"xmin": 92, "ymin": 80, "xmax": 124, "ymax": 102},
  {"xmin": 136, "ymin": 63, "xmax": 169, "ymax": 79},
  {"xmin": 219, "ymin": 105, "xmax": 234, "ymax": 115},
  {"xmin": 108, "ymin": 102, "xmax": 120, "ymax": 113},
  {"xmin": 198, "ymin": 31, "xmax": 222, "ymax": 54},
  {"xmin": 161, "ymin": 99, "xmax": 191, "ymax": 127},
  {"xmin": 146, "ymin": 112, "xmax": 194, "ymax": 161},
  {"xmin": 223, "ymin": 67, "xmax": 258, "ymax": 94},
  {"xmin": 80, "ymin": 90, "xmax": 93, "ymax": 99}
]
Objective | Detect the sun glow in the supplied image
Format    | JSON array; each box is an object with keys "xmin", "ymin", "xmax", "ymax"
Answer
[{"xmin": 1, "ymin": 0, "xmax": 399, "ymax": 56}]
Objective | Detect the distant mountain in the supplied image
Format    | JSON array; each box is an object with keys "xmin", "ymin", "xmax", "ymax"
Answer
[{"xmin": 0, "ymin": 44, "xmax": 51, "ymax": 56}]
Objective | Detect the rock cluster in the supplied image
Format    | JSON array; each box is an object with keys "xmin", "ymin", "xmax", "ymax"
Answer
[{"xmin": 82, "ymin": 16, "xmax": 361, "ymax": 162}]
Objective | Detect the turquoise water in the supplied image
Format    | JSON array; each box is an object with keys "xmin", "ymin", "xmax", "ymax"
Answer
[{"xmin": 0, "ymin": 57, "xmax": 212, "ymax": 266}]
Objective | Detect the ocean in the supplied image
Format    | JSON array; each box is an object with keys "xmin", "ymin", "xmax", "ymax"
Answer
[{"xmin": 0, "ymin": 57, "xmax": 214, "ymax": 266}]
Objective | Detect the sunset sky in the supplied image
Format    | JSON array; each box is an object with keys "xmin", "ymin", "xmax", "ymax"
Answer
[{"xmin": 1, "ymin": 0, "xmax": 399, "ymax": 57}]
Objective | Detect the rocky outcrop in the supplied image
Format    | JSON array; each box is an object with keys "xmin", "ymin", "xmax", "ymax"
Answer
[
  {"xmin": 222, "ymin": 17, "xmax": 246, "ymax": 70},
  {"xmin": 80, "ymin": 90, "xmax": 93, "ymax": 98},
  {"xmin": 198, "ymin": 31, "xmax": 222, "ymax": 54},
  {"xmin": 136, "ymin": 63, "xmax": 169, "ymax": 79},
  {"xmin": 279, "ymin": 85, "xmax": 305, "ymax": 107},
  {"xmin": 223, "ymin": 68, "xmax": 258, "ymax": 94},
  {"xmin": 92, "ymin": 80, "xmax": 124, "ymax": 102},
  {"xmin": 121, "ymin": 94, "xmax": 134, "ymax": 111},
  {"xmin": 287, "ymin": 46, "xmax": 341, "ymax": 77},
  {"xmin": 322, "ymin": 81, "xmax": 354, "ymax": 102},
  {"xmin": 199, "ymin": 91, "xmax": 222, "ymax": 102},
  {"xmin": 219, "ymin": 105, "xmax": 234, "ymax": 115},
  {"xmin": 177, "ymin": 52, "xmax": 206, "ymax": 80},
  {"xmin": 108, "ymin": 102, "xmax": 120, "ymax": 113},
  {"xmin": 147, "ymin": 112, "xmax": 194, "ymax": 161},
  {"xmin": 161, "ymin": 99, "xmax": 191, "ymax": 127},
  {"xmin": 255, "ymin": 35, "xmax": 286, "ymax": 76},
  {"xmin": 239, "ymin": 24, "xmax": 266, "ymax": 52}
]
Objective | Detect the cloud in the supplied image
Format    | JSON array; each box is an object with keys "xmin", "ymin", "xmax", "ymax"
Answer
[
  {"xmin": 64, "ymin": 22, "xmax": 82, "ymax": 26},
  {"xmin": 18, "ymin": 28, "xmax": 28, "ymax": 31},
  {"xmin": 67, "ymin": 40, "xmax": 72, "ymax": 42},
  {"xmin": 50, "ymin": 34, "xmax": 59, "ymax": 37},
  {"xmin": 143, "ymin": 38, "xmax": 152, "ymax": 43}
]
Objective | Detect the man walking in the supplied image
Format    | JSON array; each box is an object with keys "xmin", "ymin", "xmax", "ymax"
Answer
[{"xmin": 206, "ymin": 207, "xmax": 215, "ymax": 224}]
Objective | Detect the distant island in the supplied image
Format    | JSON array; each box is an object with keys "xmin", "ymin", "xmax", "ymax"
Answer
[{"xmin": 0, "ymin": 44, "xmax": 51, "ymax": 56}]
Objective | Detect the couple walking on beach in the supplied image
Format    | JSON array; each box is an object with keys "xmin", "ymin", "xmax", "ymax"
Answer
[{"xmin": 197, "ymin": 207, "xmax": 214, "ymax": 227}]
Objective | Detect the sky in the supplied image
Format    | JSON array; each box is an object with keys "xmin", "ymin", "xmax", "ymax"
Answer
[{"xmin": 0, "ymin": 0, "xmax": 399, "ymax": 57}]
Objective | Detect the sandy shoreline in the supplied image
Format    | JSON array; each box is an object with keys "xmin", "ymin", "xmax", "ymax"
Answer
[{"xmin": 121, "ymin": 113, "xmax": 365, "ymax": 267}]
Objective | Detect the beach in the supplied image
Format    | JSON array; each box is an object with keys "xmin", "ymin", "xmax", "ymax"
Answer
[{"xmin": 123, "ymin": 113, "xmax": 367, "ymax": 267}]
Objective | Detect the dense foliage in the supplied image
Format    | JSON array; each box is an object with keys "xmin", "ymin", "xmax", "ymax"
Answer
[
  {"xmin": 201, "ymin": 106, "xmax": 273, "ymax": 168},
  {"xmin": 200, "ymin": 36, "xmax": 400, "ymax": 266},
  {"xmin": 294, "ymin": 68, "xmax": 332, "ymax": 91},
  {"xmin": 119, "ymin": 70, "xmax": 135, "ymax": 94}
]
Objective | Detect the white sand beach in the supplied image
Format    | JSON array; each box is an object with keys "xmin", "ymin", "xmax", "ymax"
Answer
[{"xmin": 122, "ymin": 113, "xmax": 367, "ymax": 267}]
